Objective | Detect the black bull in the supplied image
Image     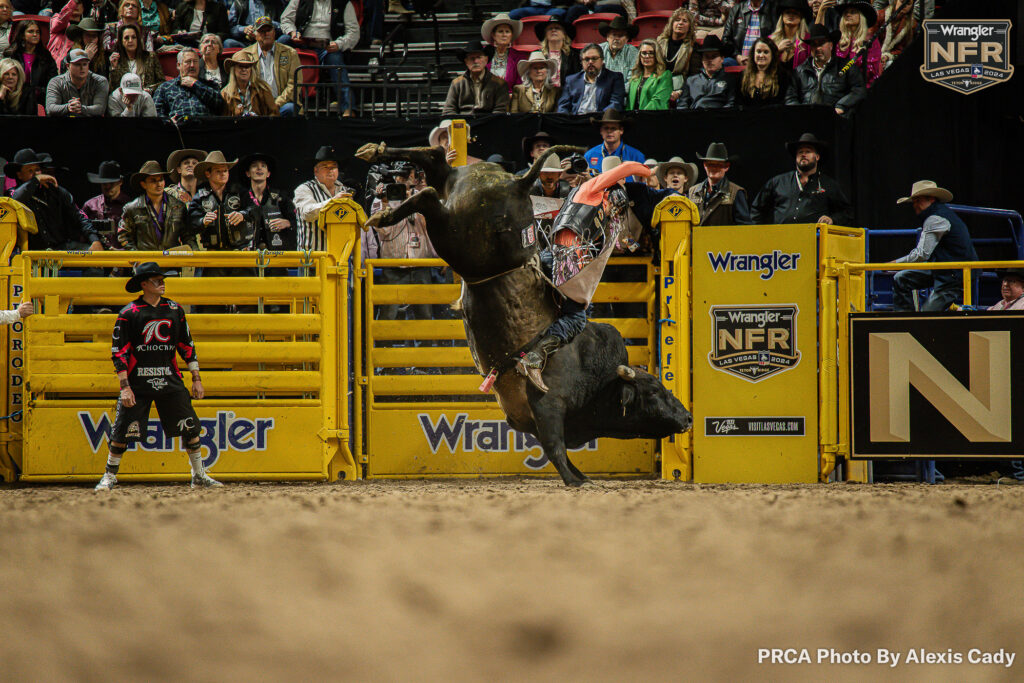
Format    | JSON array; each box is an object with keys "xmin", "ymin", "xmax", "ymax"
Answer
[{"xmin": 356, "ymin": 142, "xmax": 692, "ymax": 486}]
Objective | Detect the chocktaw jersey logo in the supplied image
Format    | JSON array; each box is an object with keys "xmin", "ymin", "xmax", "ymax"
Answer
[
  {"xmin": 708, "ymin": 305, "xmax": 800, "ymax": 382},
  {"xmin": 142, "ymin": 319, "xmax": 172, "ymax": 344}
]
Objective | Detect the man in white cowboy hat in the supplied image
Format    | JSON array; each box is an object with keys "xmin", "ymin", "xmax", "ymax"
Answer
[
  {"xmin": 598, "ymin": 16, "xmax": 638, "ymax": 80},
  {"xmin": 530, "ymin": 154, "xmax": 571, "ymax": 200},
  {"xmin": 187, "ymin": 151, "xmax": 250, "ymax": 252},
  {"xmin": 442, "ymin": 39, "xmax": 510, "ymax": 115},
  {"xmin": 165, "ymin": 148, "xmax": 208, "ymax": 205},
  {"xmin": 118, "ymin": 161, "xmax": 192, "ymax": 250},
  {"xmin": 752, "ymin": 132, "xmax": 852, "ymax": 225},
  {"xmin": 688, "ymin": 142, "xmax": 751, "ymax": 225},
  {"xmin": 656, "ymin": 156, "xmax": 699, "ymax": 194},
  {"xmin": 890, "ymin": 180, "xmax": 977, "ymax": 312},
  {"xmin": 583, "ymin": 109, "xmax": 644, "ymax": 177}
]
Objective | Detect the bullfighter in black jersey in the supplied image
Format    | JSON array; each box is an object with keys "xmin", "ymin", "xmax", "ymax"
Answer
[{"xmin": 95, "ymin": 262, "xmax": 222, "ymax": 491}]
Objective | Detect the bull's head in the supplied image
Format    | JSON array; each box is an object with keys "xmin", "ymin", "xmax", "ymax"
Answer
[{"xmin": 616, "ymin": 365, "xmax": 692, "ymax": 437}]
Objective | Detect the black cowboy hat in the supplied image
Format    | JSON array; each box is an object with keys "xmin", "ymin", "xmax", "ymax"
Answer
[
  {"xmin": 835, "ymin": 0, "xmax": 877, "ymax": 29},
  {"xmin": 805, "ymin": 23, "xmax": 840, "ymax": 45},
  {"xmin": 3, "ymin": 148, "xmax": 53, "ymax": 176},
  {"xmin": 695, "ymin": 34, "xmax": 732, "ymax": 56},
  {"xmin": 598, "ymin": 16, "xmax": 639, "ymax": 39},
  {"xmin": 66, "ymin": 17, "xmax": 103, "ymax": 41},
  {"xmin": 129, "ymin": 160, "xmax": 172, "ymax": 193},
  {"xmin": 533, "ymin": 17, "xmax": 575, "ymax": 41},
  {"xmin": 696, "ymin": 142, "xmax": 737, "ymax": 163},
  {"xmin": 166, "ymin": 148, "xmax": 207, "ymax": 183},
  {"xmin": 456, "ymin": 39, "xmax": 495, "ymax": 62},
  {"xmin": 485, "ymin": 153, "xmax": 514, "ymax": 172},
  {"xmin": 785, "ymin": 132, "xmax": 829, "ymax": 157},
  {"xmin": 522, "ymin": 130, "xmax": 556, "ymax": 161},
  {"xmin": 590, "ymin": 109, "xmax": 631, "ymax": 128},
  {"xmin": 997, "ymin": 269, "xmax": 1024, "ymax": 282},
  {"xmin": 87, "ymin": 160, "xmax": 124, "ymax": 184},
  {"xmin": 237, "ymin": 152, "xmax": 277, "ymax": 177},
  {"xmin": 125, "ymin": 262, "xmax": 178, "ymax": 293},
  {"xmin": 312, "ymin": 145, "xmax": 344, "ymax": 168},
  {"xmin": 776, "ymin": 0, "xmax": 813, "ymax": 23}
]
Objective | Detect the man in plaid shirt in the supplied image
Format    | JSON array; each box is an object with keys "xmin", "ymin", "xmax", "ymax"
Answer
[{"xmin": 153, "ymin": 48, "xmax": 223, "ymax": 120}]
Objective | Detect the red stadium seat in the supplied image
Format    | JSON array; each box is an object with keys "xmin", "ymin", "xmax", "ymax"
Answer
[
  {"xmin": 571, "ymin": 13, "xmax": 620, "ymax": 50},
  {"xmin": 12, "ymin": 15, "xmax": 50, "ymax": 48},
  {"xmin": 514, "ymin": 15, "xmax": 550, "ymax": 52},
  {"xmin": 295, "ymin": 48, "xmax": 319, "ymax": 98},
  {"xmin": 221, "ymin": 47, "xmax": 241, "ymax": 58},
  {"xmin": 635, "ymin": 0, "xmax": 683, "ymax": 14},
  {"xmin": 724, "ymin": 65, "xmax": 744, "ymax": 73},
  {"xmin": 158, "ymin": 49, "xmax": 180, "ymax": 78},
  {"xmin": 632, "ymin": 12, "xmax": 672, "ymax": 44}
]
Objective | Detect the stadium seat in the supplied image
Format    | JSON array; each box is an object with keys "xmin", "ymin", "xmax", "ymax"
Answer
[
  {"xmin": 158, "ymin": 50, "xmax": 180, "ymax": 78},
  {"xmin": 724, "ymin": 65, "xmax": 744, "ymax": 73},
  {"xmin": 222, "ymin": 47, "xmax": 241, "ymax": 58},
  {"xmin": 635, "ymin": 0, "xmax": 683, "ymax": 14},
  {"xmin": 296, "ymin": 48, "xmax": 320, "ymax": 98},
  {"xmin": 12, "ymin": 14, "xmax": 50, "ymax": 48},
  {"xmin": 632, "ymin": 12, "xmax": 672, "ymax": 44},
  {"xmin": 571, "ymin": 13, "xmax": 620, "ymax": 50},
  {"xmin": 515, "ymin": 15, "xmax": 550, "ymax": 51}
]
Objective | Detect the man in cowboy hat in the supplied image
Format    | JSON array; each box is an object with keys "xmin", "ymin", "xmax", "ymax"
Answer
[
  {"xmin": 165, "ymin": 148, "xmax": 208, "ymax": 205},
  {"xmin": 751, "ymin": 132, "xmax": 852, "ymax": 226},
  {"xmin": 45, "ymin": 47, "xmax": 109, "ymax": 116},
  {"xmin": 153, "ymin": 47, "xmax": 223, "ymax": 119},
  {"xmin": 82, "ymin": 161, "xmax": 129, "ymax": 234},
  {"xmin": 676, "ymin": 35, "xmax": 736, "ymax": 109},
  {"xmin": 95, "ymin": 262, "xmax": 222, "ymax": 491},
  {"xmin": 688, "ymin": 142, "xmax": 751, "ymax": 225},
  {"xmin": 236, "ymin": 152, "xmax": 295, "ymax": 251},
  {"xmin": 785, "ymin": 23, "xmax": 866, "ymax": 116},
  {"xmin": 598, "ymin": 16, "xmax": 638, "ymax": 80},
  {"xmin": 721, "ymin": 0, "xmax": 780, "ymax": 66},
  {"xmin": 656, "ymin": 156, "xmax": 699, "ymax": 194},
  {"xmin": 442, "ymin": 39, "xmax": 509, "ymax": 115},
  {"xmin": 988, "ymin": 270, "xmax": 1024, "ymax": 312},
  {"xmin": 517, "ymin": 130, "xmax": 557, "ymax": 176},
  {"xmin": 583, "ymin": 110, "xmax": 644, "ymax": 178},
  {"xmin": 557, "ymin": 42, "xmax": 625, "ymax": 115},
  {"xmin": 293, "ymin": 145, "xmax": 352, "ymax": 252},
  {"xmin": 117, "ymin": 161, "xmax": 192, "ymax": 250},
  {"xmin": 890, "ymin": 180, "xmax": 977, "ymax": 312},
  {"xmin": 187, "ymin": 151, "xmax": 250, "ymax": 252},
  {"xmin": 530, "ymin": 154, "xmax": 572, "ymax": 200},
  {"xmin": 240, "ymin": 15, "xmax": 301, "ymax": 116}
]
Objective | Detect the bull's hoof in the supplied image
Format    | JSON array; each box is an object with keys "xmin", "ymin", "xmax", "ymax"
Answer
[{"xmin": 355, "ymin": 142, "xmax": 386, "ymax": 162}]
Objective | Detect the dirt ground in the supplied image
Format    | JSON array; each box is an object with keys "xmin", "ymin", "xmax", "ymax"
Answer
[{"xmin": 1, "ymin": 479, "xmax": 1022, "ymax": 682}]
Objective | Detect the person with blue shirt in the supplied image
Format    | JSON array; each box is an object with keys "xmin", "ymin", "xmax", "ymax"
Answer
[{"xmin": 582, "ymin": 110, "xmax": 645, "ymax": 178}]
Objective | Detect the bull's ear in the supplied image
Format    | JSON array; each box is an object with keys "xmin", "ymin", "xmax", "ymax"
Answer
[
  {"xmin": 617, "ymin": 365, "xmax": 636, "ymax": 381},
  {"xmin": 620, "ymin": 383, "xmax": 636, "ymax": 415}
]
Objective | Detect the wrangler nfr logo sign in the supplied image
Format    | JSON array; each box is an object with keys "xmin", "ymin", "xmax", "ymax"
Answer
[
  {"xmin": 708, "ymin": 305, "xmax": 800, "ymax": 382},
  {"xmin": 920, "ymin": 20, "xmax": 1014, "ymax": 94},
  {"xmin": 850, "ymin": 314, "xmax": 1024, "ymax": 458}
]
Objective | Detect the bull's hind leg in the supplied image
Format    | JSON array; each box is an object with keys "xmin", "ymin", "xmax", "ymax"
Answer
[
  {"xmin": 354, "ymin": 142, "xmax": 450, "ymax": 192},
  {"xmin": 530, "ymin": 394, "xmax": 587, "ymax": 487},
  {"xmin": 366, "ymin": 187, "xmax": 449, "ymax": 231}
]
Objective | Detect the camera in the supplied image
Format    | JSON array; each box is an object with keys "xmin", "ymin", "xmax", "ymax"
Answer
[
  {"xmin": 385, "ymin": 183, "xmax": 409, "ymax": 202},
  {"xmin": 568, "ymin": 154, "xmax": 589, "ymax": 175}
]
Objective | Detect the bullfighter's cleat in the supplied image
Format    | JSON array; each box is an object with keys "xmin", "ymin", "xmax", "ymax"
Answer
[{"xmin": 95, "ymin": 472, "xmax": 117, "ymax": 491}]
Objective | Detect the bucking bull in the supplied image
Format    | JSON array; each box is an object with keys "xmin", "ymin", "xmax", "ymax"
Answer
[{"xmin": 356, "ymin": 141, "xmax": 692, "ymax": 486}]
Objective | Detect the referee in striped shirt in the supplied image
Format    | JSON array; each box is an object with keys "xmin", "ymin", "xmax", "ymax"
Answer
[{"xmin": 292, "ymin": 145, "xmax": 353, "ymax": 252}]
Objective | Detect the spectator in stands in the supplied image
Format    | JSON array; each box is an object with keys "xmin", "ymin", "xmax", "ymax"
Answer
[
  {"xmin": 518, "ymin": 130, "xmax": 555, "ymax": 175},
  {"xmin": 6, "ymin": 147, "xmax": 103, "ymax": 251},
  {"xmin": 221, "ymin": 52, "xmax": 278, "ymax": 115},
  {"xmin": 236, "ymin": 152, "xmax": 295, "ymax": 250},
  {"xmin": 751, "ymin": 132, "xmax": 852, "ymax": 225},
  {"xmin": 46, "ymin": 47, "xmax": 108, "ymax": 114},
  {"xmin": 82, "ymin": 160, "xmax": 129, "ymax": 228},
  {"xmin": 536, "ymin": 19, "xmax": 578, "ymax": 88},
  {"xmin": 721, "ymin": 0, "xmax": 779, "ymax": 67},
  {"xmin": 442, "ymin": 40, "xmax": 509, "ymax": 115},
  {"xmin": 688, "ymin": 142, "xmax": 750, "ymax": 225},
  {"xmin": 557, "ymin": 43, "xmax": 624, "ymax": 114},
  {"xmin": 583, "ymin": 110, "xmax": 643, "ymax": 174},
  {"xmin": 988, "ymin": 271, "xmax": 1024, "ymax": 311},
  {"xmin": 564, "ymin": 0, "xmax": 627, "ymax": 27},
  {"xmin": 47, "ymin": 0, "xmax": 83, "ymax": 68},
  {"xmin": 834, "ymin": 0, "xmax": 880, "ymax": 87},
  {"xmin": 508, "ymin": 0, "xmax": 569, "ymax": 22},
  {"xmin": 107, "ymin": 70, "xmax": 156, "ymax": 115},
  {"xmin": 63, "ymin": 17, "xmax": 107, "ymax": 76},
  {"xmin": 871, "ymin": 0, "xmax": 932, "ymax": 21},
  {"xmin": 737, "ymin": 36, "xmax": 788, "ymax": 107},
  {"xmin": 101, "ymin": 0, "xmax": 156, "ymax": 53},
  {"xmin": 0, "ymin": 0, "xmax": 13, "ymax": 53},
  {"xmin": 107, "ymin": 22, "xmax": 162, "ymax": 92},
  {"xmin": 138, "ymin": 0, "xmax": 172, "ymax": 37},
  {"xmin": 656, "ymin": 7, "xmax": 699, "ymax": 106},
  {"xmin": 656, "ymin": 156, "xmax": 697, "ymax": 194},
  {"xmin": 769, "ymin": 0, "xmax": 811, "ymax": 68},
  {"xmin": 890, "ymin": 180, "xmax": 977, "ymax": 312},
  {"xmin": 118, "ymin": 160, "xmax": 191, "ymax": 249},
  {"xmin": 188, "ymin": 150, "xmax": 250, "ymax": 252},
  {"xmin": 786, "ymin": 23, "xmax": 865, "ymax": 115},
  {"xmin": 627, "ymin": 39, "xmax": 671, "ymax": 111},
  {"xmin": 676, "ymin": 34, "xmax": 735, "ymax": 109},
  {"xmin": 0, "ymin": 56, "xmax": 36, "ymax": 114},
  {"xmin": 530, "ymin": 154, "xmax": 571, "ymax": 199},
  {"xmin": 481, "ymin": 13, "xmax": 525, "ymax": 94},
  {"xmin": 426, "ymin": 119, "xmax": 462, "ymax": 165},
  {"xmin": 3, "ymin": 20, "xmax": 57, "ymax": 105},
  {"xmin": 877, "ymin": 0, "xmax": 915, "ymax": 69},
  {"xmin": 293, "ymin": 145, "xmax": 351, "ymax": 251},
  {"xmin": 809, "ymin": 0, "xmax": 839, "ymax": 32},
  {"xmin": 510, "ymin": 51, "xmax": 559, "ymax": 113},
  {"xmin": 172, "ymin": 0, "xmax": 230, "ymax": 44},
  {"xmin": 240, "ymin": 15, "xmax": 299, "ymax": 115},
  {"xmin": 598, "ymin": 17, "xmax": 637, "ymax": 81},
  {"xmin": 689, "ymin": 0, "xmax": 736, "ymax": 39},
  {"xmin": 153, "ymin": 47, "xmax": 223, "ymax": 118},
  {"xmin": 280, "ymin": 0, "xmax": 359, "ymax": 116},
  {"xmin": 225, "ymin": 0, "xmax": 284, "ymax": 48},
  {"xmin": 197, "ymin": 32, "xmax": 227, "ymax": 87},
  {"xmin": 165, "ymin": 147, "xmax": 206, "ymax": 203}
]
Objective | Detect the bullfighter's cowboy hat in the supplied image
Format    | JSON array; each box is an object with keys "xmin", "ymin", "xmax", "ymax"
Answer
[
  {"xmin": 805, "ymin": 23, "xmax": 841, "ymax": 45},
  {"xmin": 834, "ymin": 0, "xmax": 877, "ymax": 28},
  {"xmin": 694, "ymin": 34, "xmax": 732, "ymax": 56},
  {"xmin": 3, "ymin": 148, "xmax": 54, "ymax": 176},
  {"xmin": 125, "ymin": 262, "xmax": 178, "ymax": 293},
  {"xmin": 776, "ymin": 0, "xmax": 813, "ymax": 23},
  {"xmin": 521, "ymin": 130, "xmax": 556, "ymax": 161},
  {"xmin": 534, "ymin": 17, "xmax": 575, "ymax": 41},
  {"xmin": 896, "ymin": 180, "xmax": 953, "ymax": 204},
  {"xmin": 656, "ymin": 156, "xmax": 699, "ymax": 187},
  {"xmin": 516, "ymin": 50, "xmax": 557, "ymax": 79},
  {"xmin": 590, "ymin": 109, "xmax": 631, "ymax": 128},
  {"xmin": 598, "ymin": 16, "xmax": 639, "ymax": 39},
  {"xmin": 194, "ymin": 150, "xmax": 238, "ymax": 178},
  {"xmin": 456, "ymin": 39, "xmax": 494, "ymax": 62},
  {"xmin": 786, "ymin": 132, "xmax": 829, "ymax": 158},
  {"xmin": 129, "ymin": 160, "xmax": 172, "ymax": 192},
  {"xmin": 166, "ymin": 148, "xmax": 208, "ymax": 183},
  {"xmin": 87, "ymin": 160, "xmax": 124, "ymax": 184},
  {"xmin": 696, "ymin": 142, "xmax": 737, "ymax": 163},
  {"xmin": 481, "ymin": 13, "xmax": 523, "ymax": 43}
]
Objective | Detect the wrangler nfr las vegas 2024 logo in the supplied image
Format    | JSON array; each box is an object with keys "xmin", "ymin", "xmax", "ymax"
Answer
[
  {"xmin": 708, "ymin": 305, "xmax": 800, "ymax": 382},
  {"xmin": 920, "ymin": 20, "xmax": 1014, "ymax": 94}
]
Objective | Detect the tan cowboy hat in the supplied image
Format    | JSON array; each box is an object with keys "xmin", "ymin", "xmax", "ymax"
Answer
[
  {"xmin": 129, "ymin": 160, "xmax": 172, "ymax": 192},
  {"xmin": 194, "ymin": 150, "xmax": 238, "ymax": 179},
  {"xmin": 897, "ymin": 180, "xmax": 953, "ymax": 204},
  {"xmin": 540, "ymin": 154, "xmax": 563, "ymax": 173},
  {"xmin": 224, "ymin": 54, "xmax": 258, "ymax": 70},
  {"xmin": 166, "ymin": 148, "xmax": 207, "ymax": 183},
  {"xmin": 517, "ymin": 50, "xmax": 557, "ymax": 79},
  {"xmin": 656, "ymin": 156, "xmax": 698, "ymax": 187},
  {"xmin": 428, "ymin": 119, "xmax": 454, "ymax": 147},
  {"xmin": 481, "ymin": 12, "xmax": 523, "ymax": 42},
  {"xmin": 601, "ymin": 156, "xmax": 621, "ymax": 173}
]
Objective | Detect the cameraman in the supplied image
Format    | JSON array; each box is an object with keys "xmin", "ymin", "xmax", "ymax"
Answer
[{"xmin": 373, "ymin": 182, "xmax": 435, "ymax": 326}]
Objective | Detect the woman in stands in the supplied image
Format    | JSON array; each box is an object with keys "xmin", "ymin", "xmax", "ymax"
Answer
[
  {"xmin": 101, "ymin": 0, "xmax": 155, "ymax": 52},
  {"xmin": 626, "ymin": 39, "xmax": 671, "ymax": 111},
  {"xmin": 64, "ymin": 17, "xmax": 107, "ymax": 75},
  {"xmin": 878, "ymin": 0, "xmax": 915, "ymax": 70},
  {"xmin": 0, "ymin": 56, "xmax": 35, "ymax": 114},
  {"xmin": 220, "ymin": 53, "xmax": 277, "ymax": 115},
  {"xmin": 47, "ymin": 0, "xmax": 84, "ymax": 68},
  {"xmin": 834, "ymin": 0, "xmax": 880, "ymax": 86},
  {"xmin": 769, "ymin": 0, "xmax": 811, "ymax": 69},
  {"xmin": 196, "ymin": 32, "xmax": 226, "ymax": 87},
  {"xmin": 108, "ymin": 22, "xmax": 162, "ymax": 92},
  {"xmin": 655, "ymin": 7, "xmax": 698, "ymax": 106},
  {"xmin": 3, "ymin": 20, "xmax": 57, "ymax": 105},
  {"xmin": 171, "ymin": 0, "xmax": 230, "ymax": 45},
  {"xmin": 510, "ymin": 51, "xmax": 558, "ymax": 113},
  {"xmin": 687, "ymin": 0, "xmax": 735, "ymax": 40},
  {"xmin": 481, "ymin": 13, "xmax": 526, "ymax": 94},
  {"xmin": 736, "ymin": 36, "xmax": 788, "ymax": 108},
  {"xmin": 536, "ymin": 18, "xmax": 578, "ymax": 88}
]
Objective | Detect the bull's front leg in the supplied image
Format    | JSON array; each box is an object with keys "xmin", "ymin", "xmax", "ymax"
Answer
[
  {"xmin": 366, "ymin": 187, "xmax": 449, "ymax": 232},
  {"xmin": 354, "ymin": 142, "xmax": 450, "ymax": 193},
  {"xmin": 529, "ymin": 393, "xmax": 588, "ymax": 487}
]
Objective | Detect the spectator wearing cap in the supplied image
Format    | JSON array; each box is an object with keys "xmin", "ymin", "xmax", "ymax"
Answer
[
  {"xmin": 517, "ymin": 130, "xmax": 556, "ymax": 176},
  {"xmin": 565, "ymin": 0, "xmax": 628, "ymax": 27},
  {"xmin": 280, "ymin": 0, "xmax": 359, "ymax": 116},
  {"xmin": 687, "ymin": 142, "xmax": 751, "ymax": 225},
  {"xmin": 988, "ymin": 271, "xmax": 1024, "ymax": 312},
  {"xmin": 751, "ymin": 132, "xmax": 852, "ymax": 225},
  {"xmin": 627, "ymin": 39, "xmax": 672, "ymax": 111},
  {"xmin": 107, "ymin": 71, "xmax": 156, "ymax": 115},
  {"xmin": 6, "ymin": 148, "xmax": 103, "ymax": 251},
  {"xmin": 508, "ymin": 0, "xmax": 569, "ymax": 22},
  {"xmin": 557, "ymin": 43, "xmax": 624, "ymax": 114},
  {"xmin": 221, "ymin": 52, "xmax": 279, "ymax": 115},
  {"xmin": 107, "ymin": 22, "xmax": 163, "ymax": 93},
  {"xmin": 889, "ymin": 180, "xmax": 976, "ymax": 312},
  {"xmin": 236, "ymin": 152, "xmax": 295, "ymax": 251},
  {"xmin": 82, "ymin": 160, "xmax": 129, "ymax": 229},
  {"xmin": 6, "ymin": 19, "xmax": 58, "ymax": 106},
  {"xmin": 737, "ymin": 36, "xmax": 789, "ymax": 108},
  {"xmin": 768, "ymin": 0, "xmax": 812, "ymax": 68},
  {"xmin": 786, "ymin": 23, "xmax": 865, "ymax": 115},
  {"xmin": 293, "ymin": 145, "xmax": 352, "ymax": 252},
  {"xmin": 240, "ymin": 14, "xmax": 301, "ymax": 116},
  {"xmin": 834, "ymin": 0, "xmax": 881, "ymax": 87},
  {"xmin": 536, "ymin": 19, "xmax": 579, "ymax": 88},
  {"xmin": 598, "ymin": 17, "xmax": 638, "ymax": 81},
  {"xmin": 676, "ymin": 34, "xmax": 736, "ymax": 109},
  {"xmin": 530, "ymin": 154, "xmax": 571, "ymax": 199},
  {"xmin": 188, "ymin": 150, "xmax": 250, "ymax": 252},
  {"xmin": 721, "ymin": 0, "xmax": 779, "ymax": 67},
  {"xmin": 45, "ymin": 47, "xmax": 109, "ymax": 115},
  {"xmin": 47, "ymin": 0, "xmax": 85, "ymax": 69},
  {"xmin": 117, "ymin": 160, "xmax": 192, "ymax": 250},
  {"xmin": 165, "ymin": 148, "xmax": 207, "ymax": 204},
  {"xmin": 510, "ymin": 51, "xmax": 559, "ymax": 113},
  {"xmin": 656, "ymin": 156, "xmax": 698, "ymax": 194},
  {"xmin": 63, "ymin": 16, "xmax": 108, "ymax": 76},
  {"xmin": 657, "ymin": 7, "xmax": 700, "ymax": 105},
  {"xmin": 0, "ymin": 57, "xmax": 36, "ymax": 115},
  {"xmin": 225, "ymin": 0, "xmax": 285, "ymax": 48},
  {"xmin": 153, "ymin": 47, "xmax": 223, "ymax": 118},
  {"xmin": 482, "ymin": 13, "xmax": 526, "ymax": 94},
  {"xmin": 442, "ymin": 40, "xmax": 509, "ymax": 115},
  {"xmin": 583, "ymin": 110, "xmax": 643, "ymax": 175}
]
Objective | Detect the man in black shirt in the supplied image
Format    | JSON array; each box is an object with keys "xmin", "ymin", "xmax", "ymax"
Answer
[{"xmin": 751, "ymin": 133, "xmax": 853, "ymax": 226}]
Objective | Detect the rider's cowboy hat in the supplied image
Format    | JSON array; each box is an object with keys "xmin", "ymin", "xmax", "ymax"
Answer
[
  {"xmin": 896, "ymin": 180, "xmax": 953, "ymax": 204},
  {"xmin": 696, "ymin": 142, "xmax": 737, "ymax": 163},
  {"xmin": 126, "ymin": 262, "xmax": 178, "ymax": 293},
  {"xmin": 656, "ymin": 156, "xmax": 699, "ymax": 187},
  {"xmin": 129, "ymin": 160, "xmax": 172, "ymax": 192},
  {"xmin": 3, "ymin": 148, "xmax": 54, "ymax": 176},
  {"xmin": 86, "ymin": 160, "xmax": 124, "ymax": 184},
  {"xmin": 194, "ymin": 150, "xmax": 238, "ymax": 178},
  {"xmin": 166, "ymin": 148, "xmax": 207, "ymax": 182}
]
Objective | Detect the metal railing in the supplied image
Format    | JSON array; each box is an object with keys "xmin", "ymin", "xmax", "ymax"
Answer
[{"xmin": 295, "ymin": 64, "xmax": 436, "ymax": 118}]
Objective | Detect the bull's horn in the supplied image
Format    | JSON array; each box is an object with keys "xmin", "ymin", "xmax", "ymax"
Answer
[{"xmin": 617, "ymin": 365, "xmax": 636, "ymax": 381}]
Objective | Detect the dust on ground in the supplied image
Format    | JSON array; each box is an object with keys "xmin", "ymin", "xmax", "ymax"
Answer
[{"xmin": 1, "ymin": 479, "xmax": 1022, "ymax": 682}]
